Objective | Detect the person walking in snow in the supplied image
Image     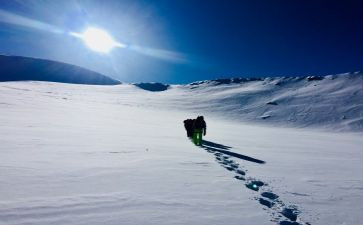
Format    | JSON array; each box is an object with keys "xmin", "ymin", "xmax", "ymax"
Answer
[
  {"xmin": 183, "ymin": 119, "xmax": 194, "ymax": 138},
  {"xmin": 192, "ymin": 116, "xmax": 206, "ymax": 146}
]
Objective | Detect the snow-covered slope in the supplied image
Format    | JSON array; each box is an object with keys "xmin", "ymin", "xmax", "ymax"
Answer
[
  {"xmin": 0, "ymin": 80, "xmax": 362, "ymax": 225},
  {"xmin": 1, "ymin": 54, "xmax": 361, "ymax": 130},
  {"xmin": 0, "ymin": 55, "xmax": 120, "ymax": 85},
  {"xmin": 160, "ymin": 72, "xmax": 362, "ymax": 132}
]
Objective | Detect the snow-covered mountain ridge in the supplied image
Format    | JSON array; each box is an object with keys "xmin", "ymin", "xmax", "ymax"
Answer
[
  {"xmin": 0, "ymin": 55, "xmax": 120, "ymax": 85},
  {"xmin": 0, "ymin": 54, "xmax": 361, "ymax": 131},
  {"xmin": 1, "ymin": 71, "xmax": 362, "ymax": 131},
  {"xmin": 167, "ymin": 72, "xmax": 362, "ymax": 132}
]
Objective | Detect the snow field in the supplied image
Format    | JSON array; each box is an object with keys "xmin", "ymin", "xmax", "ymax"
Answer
[{"xmin": 0, "ymin": 80, "xmax": 362, "ymax": 224}]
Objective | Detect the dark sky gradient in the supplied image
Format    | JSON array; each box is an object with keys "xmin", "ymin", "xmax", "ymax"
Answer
[{"xmin": 0, "ymin": 0, "xmax": 362, "ymax": 83}]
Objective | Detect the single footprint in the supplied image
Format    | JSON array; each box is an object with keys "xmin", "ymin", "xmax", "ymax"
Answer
[
  {"xmin": 246, "ymin": 180, "xmax": 264, "ymax": 191},
  {"xmin": 261, "ymin": 192, "xmax": 279, "ymax": 200},
  {"xmin": 234, "ymin": 175, "xmax": 245, "ymax": 181},
  {"xmin": 279, "ymin": 221, "xmax": 301, "ymax": 225},
  {"xmin": 236, "ymin": 169, "xmax": 246, "ymax": 176},
  {"xmin": 281, "ymin": 206, "xmax": 299, "ymax": 221},
  {"xmin": 259, "ymin": 197, "xmax": 275, "ymax": 208}
]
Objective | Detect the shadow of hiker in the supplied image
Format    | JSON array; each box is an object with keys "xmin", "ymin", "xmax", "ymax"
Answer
[
  {"xmin": 201, "ymin": 140, "xmax": 232, "ymax": 150},
  {"xmin": 201, "ymin": 140, "xmax": 265, "ymax": 164}
]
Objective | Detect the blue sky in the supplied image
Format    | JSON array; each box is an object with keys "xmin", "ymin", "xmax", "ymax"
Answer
[{"xmin": 0, "ymin": 0, "xmax": 362, "ymax": 84}]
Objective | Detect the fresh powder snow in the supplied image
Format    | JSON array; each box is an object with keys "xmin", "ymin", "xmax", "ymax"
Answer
[{"xmin": 0, "ymin": 74, "xmax": 362, "ymax": 225}]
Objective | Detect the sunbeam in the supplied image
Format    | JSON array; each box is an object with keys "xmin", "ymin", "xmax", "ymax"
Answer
[
  {"xmin": 0, "ymin": 8, "xmax": 186, "ymax": 62},
  {"xmin": 0, "ymin": 9, "xmax": 62, "ymax": 33},
  {"xmin": 70, "ymin": 27, "xmax": 186, "ymax": 61}
]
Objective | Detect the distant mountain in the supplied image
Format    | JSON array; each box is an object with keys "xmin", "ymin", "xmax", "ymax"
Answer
[
  {"xmin": 133, "ymin": 82, "xmax": 169, "ymax": 92},
  {"xmin": 0, "ymin": 55, "xmax": 121, "ymax": 85}
]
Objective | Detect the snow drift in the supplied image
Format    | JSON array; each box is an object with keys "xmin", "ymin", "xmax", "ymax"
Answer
[{"xmin": 0, "ymin": 55, "xmax": 120, "ymax": 85}]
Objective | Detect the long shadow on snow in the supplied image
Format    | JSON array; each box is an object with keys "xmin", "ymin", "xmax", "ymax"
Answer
[
  {"xmin": 201, "ymin": 140, "xmax": 232, "ymax": 150},
  {"xmin": 201, "ymin": 140, "xmax": 265, "ymax": 164}
]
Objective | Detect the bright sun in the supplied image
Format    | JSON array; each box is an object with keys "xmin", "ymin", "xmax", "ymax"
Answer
[{"xmin": 80, "ymin": 27, "xmax": 119, "ymax": 53}]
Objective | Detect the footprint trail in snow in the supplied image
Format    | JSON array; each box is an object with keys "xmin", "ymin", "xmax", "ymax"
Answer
[{"xmin": 200, "ymin": 140, "xmax": 311, "ymax": 225}]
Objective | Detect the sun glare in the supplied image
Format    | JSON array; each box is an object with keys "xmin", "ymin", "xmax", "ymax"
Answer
[{"xmin": 80, "ymin": 27, "xmax": 119, "ymax": 53}]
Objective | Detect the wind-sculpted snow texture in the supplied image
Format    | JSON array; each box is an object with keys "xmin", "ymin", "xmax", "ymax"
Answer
[
  {"xmin": 0, "ymin": 78, "xmax": 362, "ymax": 225},
  {"xmin": 0, "ymin": 55, "xmax": 121, "ymax": 85}
]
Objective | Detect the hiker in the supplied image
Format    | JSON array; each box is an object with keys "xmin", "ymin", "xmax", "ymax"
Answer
[
  {"xmin": 183, "ymin": 119, "xmax": 194, "ymax": 138},
  {"xmin": 192, "ymin": 116, "xmax": 206, "ymax": 146}
]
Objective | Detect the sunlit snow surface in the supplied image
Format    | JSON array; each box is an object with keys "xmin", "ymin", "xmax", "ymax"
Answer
[{"xmin": 0, "ymin": 76, "xmax": 362, "ymax": 225}]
